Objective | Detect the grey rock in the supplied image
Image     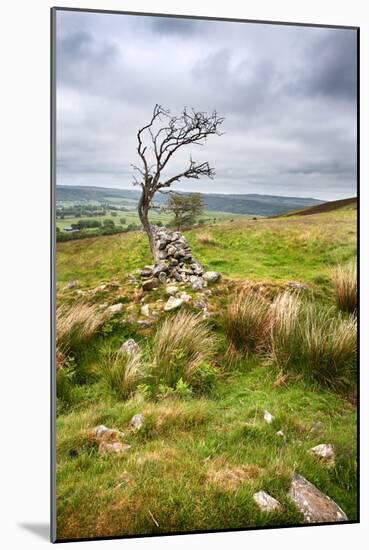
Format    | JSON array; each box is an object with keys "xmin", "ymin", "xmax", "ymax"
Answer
[
  {"xmin": 158, "ymin": 272, "xmax": 167, "ymax": 284},
  {"xmin": 164, "ymin": 296, "xmax": 184, "ymax": 311},
  {"xmin": 119, "ymin": 338, "xmax": 140, "ymax": 355},
  {"xmin": 191, "ymin": 278, "xmax": 205, "ymax": 291},
  {"xmin": 193, "ymin": 300, "xmax": 207, "ymax": 309},
  {"xmin": 129, "ymin": 413, "xmax": 145, "ymax": 431},
  {"xmin": 309, "ymin": 444, "xmax": 335, "ymax": 467},
  {"xmin": 203, "ymin": 271, "xmax": 221, "ymax": 283},
  {"xmin": 288, "ymin": 474, "xmax": 348, "ymax": 523},
  {"xmin": 179, "ymin": 292, "xmax": 191, "ymax": 303},
  {"xmin": 166, "ymin": 245, "xmax": 177, "ymax": 256},
  {"xmin": 92, "ymin": 425, "xmax": 125, "ymax": 441},
  {"xmin": 264, "ymin": 410, "xmax": 273, "ymax": 424},
  {"xmin": 152, "ymin": 263, "xmax": 169, "ymax": 276},
  {"xmin": 108, "ymin": 303, "xmax": 123, "ymax": 314},
  {"xmin": 136, "ymin": 319, "xmax": 154, "ymax": 327},
  {"xmin": 140, "ymin": 268, "xmax": 153, "ymax": 278},
  {"xmin": 142, "ymin": 278, "xmax": 158, "ymax": 291},
  {"xmin": 141, "ymin": 304, "xmax": 150, "ymax": 317},
  {"xmin": 166, "ymin": 285, "xmax": 178, "ymax": 296},
  {"xmin": 253, "ymin": 491, "xmax": 281, "ymax": 513}
]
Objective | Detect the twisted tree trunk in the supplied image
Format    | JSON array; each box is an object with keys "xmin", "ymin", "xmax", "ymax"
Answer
[{"xmin": 138, "ymin": 191, "xmax": 159, "ymax": 263}]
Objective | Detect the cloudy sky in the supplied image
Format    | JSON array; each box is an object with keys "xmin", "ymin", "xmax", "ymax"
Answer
[{"xmin": 56, "ymin": 10, "xmax": 357, "ymax": 200}]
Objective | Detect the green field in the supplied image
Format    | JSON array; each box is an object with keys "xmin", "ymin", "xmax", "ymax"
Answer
[
  {"xmin": 55, "ymin": 206, "xmax": 357, "ymax": 540},
  {"xmin": 56, "ymin": 207, "xmax": 246, "ymax": 233}
]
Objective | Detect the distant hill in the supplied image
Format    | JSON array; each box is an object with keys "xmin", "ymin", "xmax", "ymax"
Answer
[
  {"xmin": 56, "ymin": 185, "xmax": 323, "ymax": 217},
  {"xmin": 282, "ymin": 197, "xmax": 357, "ymax": 217}
]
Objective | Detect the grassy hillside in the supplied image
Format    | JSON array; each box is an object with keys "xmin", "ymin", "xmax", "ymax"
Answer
[
  {"xmin": 281, "ymin": 197, "xmax": 357, "ymax": 218},
  {"xmin": 55, "ymin": 207, "xmax": 357, "ymax": 540}
]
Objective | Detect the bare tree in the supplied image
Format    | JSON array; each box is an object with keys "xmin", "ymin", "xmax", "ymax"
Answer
[{"xmin": 132, "ymin": 104, "xmax": 224, "ymax": 262}]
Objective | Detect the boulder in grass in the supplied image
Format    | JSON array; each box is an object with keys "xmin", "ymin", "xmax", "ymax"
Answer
[
  {"xmin": 166, "ymin": 285, "xmax": 178, "ymax": 296},
  {"xmin": 119, "ymin": 338, "xmax": 140, "ymax": 355},
  {"xmin": 164, "ymin": 297, "xmax": 184, "ymax": 311},
  {"xmin": 288, "ymin": 474, "xmax": 348, "ymax": 523},
  {"xmin": 129, "ymin": 413, "xmax": 145, "ymax": 431},
  {"xmin": 91, "ymin": 425, "xmax": 125, "ymax": 442},
  {"xmin": 108, "ymin": 303, "xmax": 123, "ymax": 314},
  {"xmin": 309, "ymin": 444, "xmax": 335, "ymax": 467},
  {"xmin": 253, "ymin": 491, "xmax": 281, "ymax": 513},
  {"xmin": 203, "ymin": 271, "xmax": 220, "ymax": 284}
]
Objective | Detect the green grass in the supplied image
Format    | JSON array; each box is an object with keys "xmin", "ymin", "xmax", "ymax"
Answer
[
  {"xmin": 56, "ymin": 362, "xmax": 357, "ymax": 540},
  {"xmin": 55, "ymin": 206, "xmax": 357, "ymax": 540}
]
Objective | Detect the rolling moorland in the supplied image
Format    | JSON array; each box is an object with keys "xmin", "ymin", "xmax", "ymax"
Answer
[
  {"xmin": 56, "ymin": 185, "xmax": 323, "ymax": 216},
  {"xmin": 55, "ymin": 199, "xmax": 357, "ymax": 540}
]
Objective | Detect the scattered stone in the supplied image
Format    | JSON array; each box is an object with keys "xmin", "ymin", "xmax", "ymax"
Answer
[
  {"xmin": 276, "ymin": 430, "xmax": 285, "ymax": 437},
  {"xmin": 152, "ymin": 263, "xmax": 169, "ymax": 277},
  {"xmin": 136, "ymin": 319, "xmax": 154, "ymax": 327},
  {"xmin": 309, "ymin": 444, "xmax": 335, "ymax": 467},
  {"xmin": 141, "ymin": 304, "xmax": 150, "ymax": 317},
  {"xmin": 98, "ymin": 441, "xmax": 131, "ymax": 456},
  {"xmin": 140, "ymin": 268, "xmax": 153, "ymax": 278},
  {"xmin": 288, "ymin": 474, "xmax": 348, "ymax": 523},
  {"xmin": 108, "ymin": 303, "xmax": 123, "ymax": 314},
  {"xmin": 179, "ymin": 292, "xmax": 191, "ymax": 303},
  {"xmin": 203, "ymin": 271, "xmax": 220, "ymax": 283},
  {"xmin": 66, "ymin": 279, "xmax": 79, "ymax": 289},
  {"xmin": 191, "ymin": 278, "xmax": 205, "ymax": 291},
  {"xmin": 142, "ymin": 278, "xmax": 158, "ymax": 291},
  {"xmin": 158, "ymin": 272, "xmax": 167, "ymax": 284},
  {"xmin": 164, "ymin": 296, "xmax": 184, "ymax": 311},
  {"xmin": 253, "ymin": 491, "xmax": 281, "ymax": 513},
  {"xmin": 119, "ymin": 338, "xmax": 140, "ymax": 355},
  {"xmin": 129, "ymin": 413, "xmax": 145, "ymax": 431},
  {"xmin": 127, "ymin": 275, "xmax": 137, "ymax": 284},
  {"xmin": 193, "ymin": 300, "xmax": 207, "ymax": 309},
  {"xmin": 91, "ymin": 425, "xmax": 125, "ymax": 442},
  {"xmin": 264, "ymin": 410, "xmax": 274, "ymax": 424},
  {"xmin": 166, "ymin": 285, "xmax": 178, "ymax": 296}
]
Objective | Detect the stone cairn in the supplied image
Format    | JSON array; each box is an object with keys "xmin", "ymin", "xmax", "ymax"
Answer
[{"xmin": 140, "ymin": 226, "xmax": 215, "ymax": 291}]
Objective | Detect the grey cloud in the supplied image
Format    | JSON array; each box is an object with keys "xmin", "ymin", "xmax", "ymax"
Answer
[
  {"xmin": 56, "ymin": 10, "xmax": 357, "ymax": 201},
  {"xmin": 150, "ymin": 16, "xmax": 200, "ymax": 35},
  {"xmin": 287, "ymin": 30, "xmax": 357, "ymax": 100}
]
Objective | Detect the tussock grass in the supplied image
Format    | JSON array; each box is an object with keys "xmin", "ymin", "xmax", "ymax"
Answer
[
  {"xmin": 150, "ymin": 311, "xmax": 217, "ymax": 389},
  {"xmin": 331, "ymin": 260, "xmax": 357, "ymax": 314},
  {"xmin": 223, "ymin": 292, "xmax": 271, "ymax": 355},
  {"xmin": 56, "ymin": 303, "xmax": 108, "ymax": 349},
  {"xmin": 100, "ymin": 347, "xmax": 143, "ymax": 400},
  {"xmin": 269, "ymin": 292, "xmax": 302, "ymax": 368},
  {"xmin": 270, "ymin": 301, "xmax": 357, "ymax": 389}
]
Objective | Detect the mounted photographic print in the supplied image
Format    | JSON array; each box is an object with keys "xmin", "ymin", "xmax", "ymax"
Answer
[{"xmin": 51, "ymin": 7, "xmax": 359, "ymax": 542}]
